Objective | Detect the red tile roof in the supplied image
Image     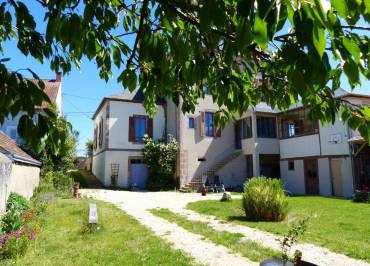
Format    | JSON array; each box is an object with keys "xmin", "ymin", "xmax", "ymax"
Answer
[
  {"xmin": 35, "ymin": 79, "xmax": 61, "ymax": 109},
  {"xmin": 0, "ymin": 131, "xmax": 37, "ymax": 162}
]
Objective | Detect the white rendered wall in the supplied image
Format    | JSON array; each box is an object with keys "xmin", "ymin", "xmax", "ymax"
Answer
[
  {"xmin": 216, "ymin": 154, "xmax": 247, "ymax": 188},
  {"xmin": 318, "ymin": 158, "xmax": 332, "ymax": 196},
  {"xmin": 9, "ymin": 164, "xmax": 40, "ymax": 199},
  {"xmin": 108, "ymin": 101, "xmax": 165, "ymax": 149},
  {"xmin": 280, "ymin": 160, "xmax": 305, "ymax": 194},
  {"xmin": 319, "ymin": 117, "xmax": 350, "ymax": 156},
  {"xmin": 280, "ymin": 134, "xmax": 320, "ymax": 159},
  {"xmin": 92, "ymin": 151, "xmax": 106, "ymax": 185}
]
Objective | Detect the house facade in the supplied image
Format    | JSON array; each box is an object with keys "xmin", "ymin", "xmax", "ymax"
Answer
[
  {"xmin": 0, "ymin": 72, "xmax": 63, "ymax": 145},
  {"xmin": 92, "ymin": 88, "xmax": 370, "ymax": 197}
]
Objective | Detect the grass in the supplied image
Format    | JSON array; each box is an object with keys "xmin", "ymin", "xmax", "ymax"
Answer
[
  {"xmin": 187, "ymin": 196, "xmax": 370, "ymax": 262},
  {"xmin": 3, "ymin": 198, "xmax": 197, "ymax": 266},
  {"xmin": 68, "ymin": 170, "xmax": 88, "ymax": 188},
  {"xmin": 150, "ymin": 208, "xmax": 279, "ymax": 262}
]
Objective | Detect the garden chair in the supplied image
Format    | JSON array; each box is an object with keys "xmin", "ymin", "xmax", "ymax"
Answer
[
  {"xmin": 204, "ymin": 177, "xmax": 215, "ymax": 193},
  {"xmin": 214, "ymin": 175, "xmax": 225, "ymax": 193}
]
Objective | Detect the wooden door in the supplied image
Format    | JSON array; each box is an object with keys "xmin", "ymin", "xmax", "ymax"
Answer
[
  {"xmin": 304, "ymin": 159, "xmax": 319, "ymax": 195},
  {"xmin": 330, "ymin": 159, "xmax": 343, "ymax": 197}
]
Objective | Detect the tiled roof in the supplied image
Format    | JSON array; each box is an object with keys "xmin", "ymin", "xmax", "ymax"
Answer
[
  {"xmin": 0, "ymin": 131, "xmax": 40, "ymax": 165},
  {"xmin": 34, "ymin": 79, "xmax": 61, "ymax": 109}
]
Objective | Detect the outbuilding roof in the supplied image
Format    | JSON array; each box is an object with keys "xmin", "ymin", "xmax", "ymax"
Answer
[{"xmin": 0, "ymin": 131, "xmax": 41, "ymax": 166}]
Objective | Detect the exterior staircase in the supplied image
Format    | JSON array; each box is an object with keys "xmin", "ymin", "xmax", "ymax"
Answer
[{"xmin": 179, "ymin": 150, "xmax": 242, "ymax": 192}]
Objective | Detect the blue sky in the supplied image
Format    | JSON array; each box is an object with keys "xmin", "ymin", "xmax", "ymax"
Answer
[{"xmin": 2, "ymin": 3, "xmax": 370, "ymax": 155}]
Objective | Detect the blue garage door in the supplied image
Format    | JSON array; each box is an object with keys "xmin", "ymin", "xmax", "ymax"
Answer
[{"xmin": 130, "ymin": 160, "xmax": 148, "ymax": 190}]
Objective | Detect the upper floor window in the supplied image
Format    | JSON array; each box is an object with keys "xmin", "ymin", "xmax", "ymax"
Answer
[
  {"xmin": 205, "ymin": 112, "xmax": 214, "ymax": 137},
  {"xmin": 204, "ymin": 84, "xmax": 210, "ymax": 95},
  {"xmin": 188, "ymin": 117, "xmax": 195, "ymax": 129},
  {"xmin": 129, "ymin": 115, "xmax": 153, "ymax": 142},
  {"xmin": 242, "ymin": 117, "xmax": 252, "ymax": 139},
  {"xmin": 279, "ymin": 109, "xmax": 318, "ymax": 139},
  {"xmin": 256, "ymin": 116, "xmax": 277, "ymax": 138}
]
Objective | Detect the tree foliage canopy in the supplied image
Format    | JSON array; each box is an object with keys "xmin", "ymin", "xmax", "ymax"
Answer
[{"xmin": 1, "ymin": 0, "xmax": 370, "ymax": 146}]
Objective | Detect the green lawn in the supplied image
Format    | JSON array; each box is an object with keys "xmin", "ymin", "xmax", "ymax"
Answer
[
  {"xmin": 4, "ymin": 198, "xmax": 197, "ymax": 266},
  {"xmin": 150, "ymin": 208, "xmax": 279, "ymax": 262},
  {"xmin": 187, "ymin": 196, "xmax": 370, "ymax": 262}
]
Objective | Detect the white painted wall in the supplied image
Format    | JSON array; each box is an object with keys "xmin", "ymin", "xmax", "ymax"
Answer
[
  {"xmin": 341, "ymin": 157, "xmax": 354, "ymax": 198},
  {"xmin": 9, "ymin": 164, "xmax": 40, "ymax": 199},
  {"xmin": 92, "ymin": 151, "xmax": 106, "ymax": 184},
  {"xmin": 181, "ymin": 95, "xmax": 238, "ymax": 184},
  {"xmin": 280, "ymin": 160, "xmax": 305, "ymax": 194},
  {"xmin": 319, "ymin": 117, "xmax": 350, "ymax": 156},
  {"xmin": 108, "ymin": 101, "xmax": 165, "ymax": 149},
  {"xmin": 318, "ymin": 158, "xmax": 332, "ymax": 196},
  {"xmin": 280, "ymin": 134, "xmax": 321, "ymax": 159},
  {"xmin": 216, "ymin": 154, "xmax": 247, "ymax": 188}
]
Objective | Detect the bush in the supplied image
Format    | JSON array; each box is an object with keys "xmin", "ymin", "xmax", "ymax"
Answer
[
  {"xmin": 0, "ymin": 208, "xmax": 24, "ymax": 233},
  {"xmin": 37, "ymin": 171, "xmax": 73, "ymax": 197},
  {"xmin": 242, "ymin": 177, "xmax": 288, "ymax": 221},
  {"xmin": 143, "ymin": 135, "xmax": 179, "ymax": 191},
  {"xmin": 352, "ymin": 190, "xmax": 369, "ymax": 203},
  {"xmin": 0, "ymin": 230, "xmax": 31, "ymax": 259},
  {"xmin": 6, "ymin": 193, "xmax": 30, "ymax": 212}
]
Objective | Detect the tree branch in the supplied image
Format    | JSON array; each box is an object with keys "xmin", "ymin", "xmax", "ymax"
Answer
[{"xmin": 126, "ymin": 0, "xmax": 149, "ymax": 67}]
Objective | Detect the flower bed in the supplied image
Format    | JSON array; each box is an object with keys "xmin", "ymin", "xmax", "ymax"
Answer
[{"xmin": 0, "ymin": 193, "xmax": 45, "ymax": 259}]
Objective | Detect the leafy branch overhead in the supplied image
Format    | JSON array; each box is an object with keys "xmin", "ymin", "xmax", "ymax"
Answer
[{"xmin": 1, "ymin": 0, "xmax": 370, "ymax": 146}]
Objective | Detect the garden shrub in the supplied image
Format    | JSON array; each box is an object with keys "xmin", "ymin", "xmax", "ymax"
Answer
[
  {"xmin": 37, "ymin": 171, "xmax": 73, "ymax": 197},
  {"xmin": 0, "ymin": 230, "xmax": 32, "ymax": 259},
  {"xmin": 143, "ymin": 135, "xmax": 179, "ymax": 191},
  {"xmin": 6, "ymin": 193, "xmax": 30, "ymax": 212},
  {"xmin": 352, "ymin": 190, "xmax": 369, "ymax": 203},
  {"xmin": 0, "ymin": 208, "xmax": 24, "ymax": 233},
  {"xmin": 242, "ymin": 177, "xmax": 288, "ymax": 221}
]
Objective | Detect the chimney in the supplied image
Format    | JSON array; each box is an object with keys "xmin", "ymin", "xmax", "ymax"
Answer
[{"xmin": 56, "ymin": 72, "xmax": 62, "ymax": 82}]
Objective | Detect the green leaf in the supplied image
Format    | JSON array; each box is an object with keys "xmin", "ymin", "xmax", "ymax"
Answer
[
  {"xmin": 343, "ymin": 37, "xmax": 361, "ymax": 63},
  {"xmin": 343, "ymin": 59, "xmax": 360, "ymax": 87},
  {"xmin": 331, "ymin": 0, "xmax": 348, "ymax": 18},
  {"xmin": 312, "ymin": 25, "xmax": 326, "ymax": 58},
  {"xmin": 253, "ymin": 15, "xmax": 269, "ymax": 48},
  {"xmin": 112, "ymin": 45, "xmax": 121, "ymax": 68},
  {"xmin": 118, "ymin": 69, "xmax": 137, "ymax": 92}
]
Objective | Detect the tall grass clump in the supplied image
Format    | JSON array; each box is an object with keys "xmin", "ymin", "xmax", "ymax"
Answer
[{"xmin": 242, "ymin": 177, "xmax": 288, "ymax": 221}]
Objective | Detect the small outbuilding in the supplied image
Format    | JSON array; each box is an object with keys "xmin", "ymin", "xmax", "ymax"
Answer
[{"xmin": 0, "ymin": 131, "xmax": 41, "ymax": 213}]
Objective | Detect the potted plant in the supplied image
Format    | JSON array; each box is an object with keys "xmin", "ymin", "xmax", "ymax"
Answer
[{"xmin": 260, "ymin": 219, "xmax": 316, "ymax": 266}]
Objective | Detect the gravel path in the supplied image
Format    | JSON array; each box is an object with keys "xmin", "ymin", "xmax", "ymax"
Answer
[{"xmin": 81, "ymin": 189, "xmax": 369, "ymax": 266}]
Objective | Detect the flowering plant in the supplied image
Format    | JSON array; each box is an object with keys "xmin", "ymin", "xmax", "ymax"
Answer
[{"xmin": 0, "ymin": 228, "xmax": 37, "ymax": 259}]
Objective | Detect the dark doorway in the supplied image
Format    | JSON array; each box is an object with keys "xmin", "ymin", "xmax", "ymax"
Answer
[
  {"xmin": 304, "ymin": 159, "xmax": 319, "ymax": 195},
  {"xmin": 259, "ymin": 154, "xmax": 280, "ymax": 178},
  {"xmin": 246, "ymin": 154, "xmax": 254, "ymax": 178}
]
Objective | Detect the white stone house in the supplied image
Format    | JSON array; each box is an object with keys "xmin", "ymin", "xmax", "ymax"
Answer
[
  {"xmin": 0, "ymin": 73, "xmax": 63, "ymax": 145},
  {"xmin": 92, "ymin": 88, "xmax": 370, "ymax": 197}
]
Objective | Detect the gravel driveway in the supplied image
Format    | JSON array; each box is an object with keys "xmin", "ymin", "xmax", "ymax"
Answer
[{"xmin": 81, "ymin": 189, "xmax": 369, "ymax": 266}]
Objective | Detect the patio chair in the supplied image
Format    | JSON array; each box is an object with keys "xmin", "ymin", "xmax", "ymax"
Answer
[
  {"xmin": 214, "ymin": 175, "xmax": 225, "ymax": 193},
  {"xmin": 204, "ymin": 177, "xmax": 215, "ymax": 193}
]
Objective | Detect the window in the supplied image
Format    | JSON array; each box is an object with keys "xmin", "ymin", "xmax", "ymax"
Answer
[
  {"xmin": 134, "ymin": 117, "xmax": 146, "ymax": 142},
  {"xmin": 279, "ymin": 109, "xmax": 319, "ymax": 139},
  {"xmin": 204, "ymin": 84, "xmax": 210, "ymax": 95},
  {"xmin": 288, "ymin": 161, "xmax": 294, "ymax": 171},
  {"xmin": 256, "ymin": 116, "xmax": 277, "ymax": 138},
  {"xmin": 129, "ymin": 115, "xmax": 153, "ymax": 143},
  {"xmin": 205, "ymin": 112, "xmax": 214, "ymax": 137},
  {"xmin": 188, "ymin": 117, "xmax": 195, "ymax": 128},
  {"xmin": 242, "ymin": 117, "xmax": 252, "ymax": 139}
]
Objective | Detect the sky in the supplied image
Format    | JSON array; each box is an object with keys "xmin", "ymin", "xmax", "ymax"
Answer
[{"xmin": 2, "ymin": 3, "xmax": 370, "ymax": 156}]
